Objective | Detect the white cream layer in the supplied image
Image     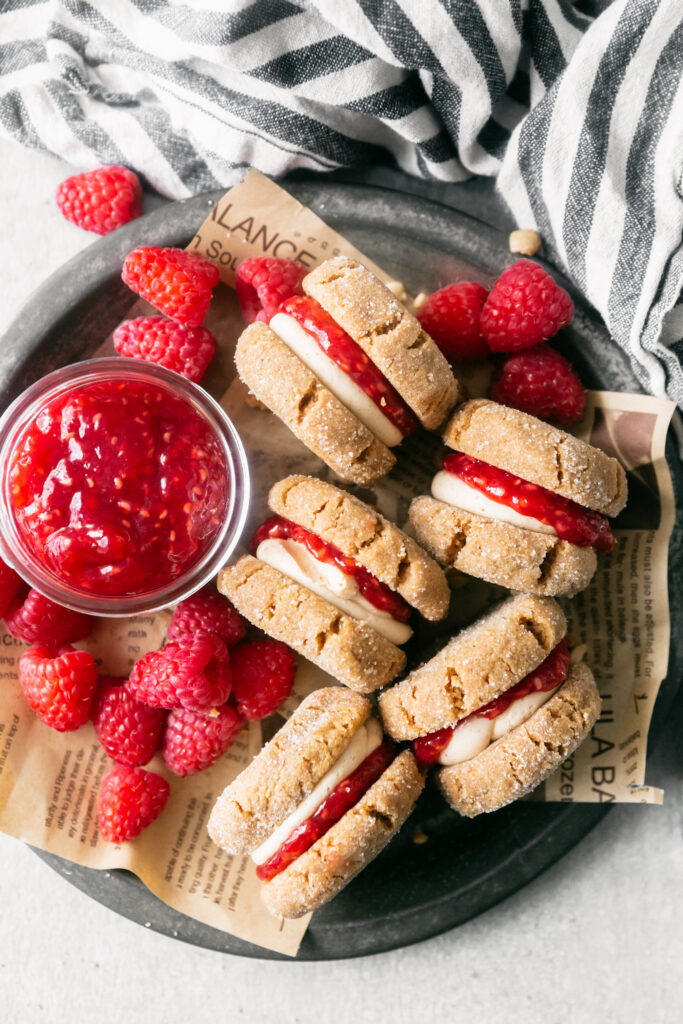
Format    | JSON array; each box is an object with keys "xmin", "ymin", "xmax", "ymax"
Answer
[
  {"xmin": 256, "ymin": 537, "xmax": 413, "ymax": 645},
  {"xmin": 269, "ymin": 311, "xmax": 403, "ymax": 448},
  {"xmin": 251, "ymin": 718, "xmax": 384, "ymax": 867},
  {"xmin": 438, "ymin": 686, "xmax": 560, "ymax": 765},
  {"xmin": 431, "ymin": 470, "xmax": 558, "ymax": 537}
]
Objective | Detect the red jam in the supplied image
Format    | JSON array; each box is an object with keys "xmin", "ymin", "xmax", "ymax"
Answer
[
  {"xmin": 9, "ymin": 379, "xmax": 228, "ymax": 596},
  {"xmin": 256, "ymin": 740, "xmax": 396, "ymax": 882},
  {"xmin": 413, "ymin": 639, "xmax": 571, "ymax": 765},
  {"xmin": 250, "ymin": 515, "xmax": 412, "ymax": 623},
  {"xmin": 443, "ymin": 453, "xmax": 614, "ymax": 552},
  {"xmin": 278, "ymin": 295, "xmax": 418, "ymax": 437}
]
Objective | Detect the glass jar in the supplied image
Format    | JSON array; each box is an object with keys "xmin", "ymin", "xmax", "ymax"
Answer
[{"xmin": 0, "ymin": 358, "xmax": 250, "ymax": 616}]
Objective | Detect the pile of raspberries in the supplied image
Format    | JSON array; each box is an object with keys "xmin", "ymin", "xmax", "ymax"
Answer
[
  {"xmin": 1, "ymin": 565, "xmax": 295, "ymax": 845},
  {"xmin": 416, "ymin": 259, "xmax": 585, "ymax": 426},
  {"xmin": 57, "ymin": 164, "xmax": 585, "ymax": 427}
]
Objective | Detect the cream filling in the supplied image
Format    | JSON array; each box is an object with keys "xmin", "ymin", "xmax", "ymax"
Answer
[
  {"xmin": 251, "ymin": 718, "xmax": 384, "ymax": 867},
  {"xmin": 431, "ymin": 470, "xmax": 558, "ymax": 537},
  {"xmin": 256, "ymin": 537, "xmax": 413, "ymax": 645},
  {"xmin": 438, "ymin": 686, "xmax": 560, "ymax": 766},
  {"xmin": 269, "ymin": 311, "xmax": 403, "ymax": 448}
]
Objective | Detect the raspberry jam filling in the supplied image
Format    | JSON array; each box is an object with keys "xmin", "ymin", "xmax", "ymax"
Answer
[
  {"xmin": 256, "ymin": 740, "xmax": 396, "ymax": 882},
  {"xmin": 413, "ymin": 639, "xmax": 571, "ymax": 765},
  {"xmin": 250, "ymin": 515, "xmax": 412, "ymax": 623},
  {"xmin": 443, "ymin": 453, "xmax": 614, "ymax": 552},
  {"xmin": 279, "ymin": 295, "xmax": 418, "ymax": 437},
  {"xmin": 9, "ymin": 379, "xmax": 228, "ymax": 596}
]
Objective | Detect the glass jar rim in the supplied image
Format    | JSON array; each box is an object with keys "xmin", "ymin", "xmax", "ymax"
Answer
[{"xmin": 0, "ymin": 357, "xmax": 250, "ymax": 616}]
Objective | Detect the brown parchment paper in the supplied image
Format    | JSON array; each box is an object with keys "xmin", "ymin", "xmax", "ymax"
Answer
[
  {"xmin": 186, "ymin": 168, "xmax": 392, "ymax": 288},
  {"xmin": 0, "ymin": 170, "xmax": 676, "ymax": 959},
  {"xmin": 544, "ymin": 391, "xmax": 675, "ymax": 804}
]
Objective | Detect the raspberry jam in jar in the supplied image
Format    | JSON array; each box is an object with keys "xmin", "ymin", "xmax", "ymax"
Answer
[{"xmin": 0, "ymin": 359, "xmax": 249, "ymax": 615}]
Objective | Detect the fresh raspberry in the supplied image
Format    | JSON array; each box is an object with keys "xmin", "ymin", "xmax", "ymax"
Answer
[
  {"xmin": 92, "ymin": 678, "xmax": 166, "ymax": 767},
  {"xmin": 0, "ymin": 556, "xmax": 25, "ymax": 620},
  {"xmin": 168, "ymin": 586, "xmax": 247, "ymax": 647},
  {"xmin": 128, "ymin": 648, "xmax": 180, "ymax": 709},
  {"xmin": 417, "ymin": 282, "xmax": 490, "ymax": 361},
  {"xmin": 97, "ymin": 764, "xmax": 170, "ymax": 843},
  {"xmin": 19, "ymin": 645, "xmax": 98, "ymax": 731},
  {"xmin": 235, "ymin": 257, "xmax": 307, "ymax": 324},
  {"xmin": 181, "ymin": 634, "xmax": 233, "ymax": 712},
  {"xmin": 230, "ymin": 640, "xmax": 296, "ymax": 720},
  {"xmin": 113, "ymin": 316, "xmax": 216, "ymax": 383},
  {"xmin": 129, "ymin": 634, "xmax": 231, "ymax": 712},
  {"xmin": 5, "ymin": 589, "xmax": 93, "ymax": 647},
  {"xmin": 56, "ymin": 165, "xmax": 142, "ymax": 235},
  {"xmin": 122, "ymin": 246, "xmax": 219, "ymax": 327},
  {"xmin": 489, "ymin": 344, "xmax": 586, "ymax": 425},
  {"xmin": 162, "ymin": 704, "xmax": 244, "ymax": 776},
  {"xmin": 480, "ymin": 259, "xmax": 574, "ymax": 352}
]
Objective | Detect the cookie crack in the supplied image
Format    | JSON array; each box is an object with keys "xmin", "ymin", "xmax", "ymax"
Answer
[
  {"xmin": 443, "ymin": 669, "xmax": 465, "ymax": 716},
  {"xmin": 360, "ymin": 312, "xmax": 402, "ymax": 344},
  {"xmin": 537, "ymin": 541, "xmax": 561, "ymax": 585},
  {"xmin": 296, "ymin": 381, "xmax": 319, "ymax": 422},
  {"xmin": 444, "ymin": 526, "xmax": 467, "ymax": 563},
  {"xmin": 519, "ymin": 614, "xmax": 552, "ymax": 651},
  {"xmin": 407, "ymin": 330, "xmax": 428, "ymax": 351},
  {"xmin": 368, "ymin": 807, "xmax": 394, "ymax": 830}
]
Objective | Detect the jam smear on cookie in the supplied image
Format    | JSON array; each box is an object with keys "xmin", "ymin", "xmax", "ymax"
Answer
[
  {"xmin": 256, "ymin": 740, "xmax": 396, "ymax": 882},
  {"xmin": 10, "ymin": 379, "xmax": 228, "ymax": 595},
  {"xmin": 250, "ymin": 516, "xmax": 412, "ymax": 622},
  {"xmin": 443, "ymin": 453, "xmax": 614, "ymax": 551},
  {"xmin": 279, "ymin": 296, "xmax": 418, "ymax": 438},
  {"xmin": 414, "ymin": 639, "xmax": 571, "ymax": 765}
]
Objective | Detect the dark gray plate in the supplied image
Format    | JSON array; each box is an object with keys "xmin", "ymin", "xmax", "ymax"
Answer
[{"xmin": 2, "ymin": 183, "xmax": 681, "ymax": 961}]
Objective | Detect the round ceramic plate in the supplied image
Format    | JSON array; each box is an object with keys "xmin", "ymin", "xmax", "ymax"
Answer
[{"xmin": 2, "ymin": 183, "xmax": 681, "ymax": 961}]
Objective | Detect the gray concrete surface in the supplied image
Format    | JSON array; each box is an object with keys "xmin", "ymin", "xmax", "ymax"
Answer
[{"xmin": 0, "ymin": 141, "xmax": 680, "ymax": 1024}]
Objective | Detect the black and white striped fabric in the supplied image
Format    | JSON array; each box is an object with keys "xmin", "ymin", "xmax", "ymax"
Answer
[{"xmin": 1, "ymin": 1, "xmax": 682, "ymax": 407}]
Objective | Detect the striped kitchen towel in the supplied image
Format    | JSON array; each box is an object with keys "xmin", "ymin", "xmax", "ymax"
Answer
[{"xmin": 1, "ymin": 1, "xmax": 682, "ymax": 407}]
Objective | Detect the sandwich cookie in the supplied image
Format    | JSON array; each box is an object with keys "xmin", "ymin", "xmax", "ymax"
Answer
[
  {"xmin": 410, "ymin": 399, "xmax": 627, "ymax": 597},
  {"xmin": 378, "ymin": 594, "xmax": 601, "ymax": 816},
  {"xmin": 218, "ymin": 476, "xmax": 450, "ymax": 693},
  {"xmin": 235, "ymin": 257, "xmax": 459, "ymax": 486},
  {"xmin": 208, "ymin": 687, "xmax": 424, "ymax": 918}
]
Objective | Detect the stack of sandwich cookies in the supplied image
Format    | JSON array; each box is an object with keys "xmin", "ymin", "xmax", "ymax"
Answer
[
  {"xmin": 378, "ymin": 594, "xmax": 601, "ymax": 817},
  {"xmin": 218, "ymin": 476, "xmax": 450, "ymax": 693},
  {"xmin": 410, "ymin": 399, "xmax": 627, "ymax": 596},
  {"xmin": 235, "ymin": 257, "xmax": 459, "ymax": 485},
  {"xmin": 208, "ymin": 687, "xmax": 424, "ymax": 918}
]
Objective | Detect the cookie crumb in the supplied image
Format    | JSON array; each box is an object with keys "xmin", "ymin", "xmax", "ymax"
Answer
[
  {"xmin": 412, "ymin": 826, "xmax": 429, "ymax": 844},
  {"xmin": 509, "ymin": 229, "xmax": 541, "ymax": 256},
  {"xmin": 385, "ymin": 279, "xmax": 411, "ymax": 305}
]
